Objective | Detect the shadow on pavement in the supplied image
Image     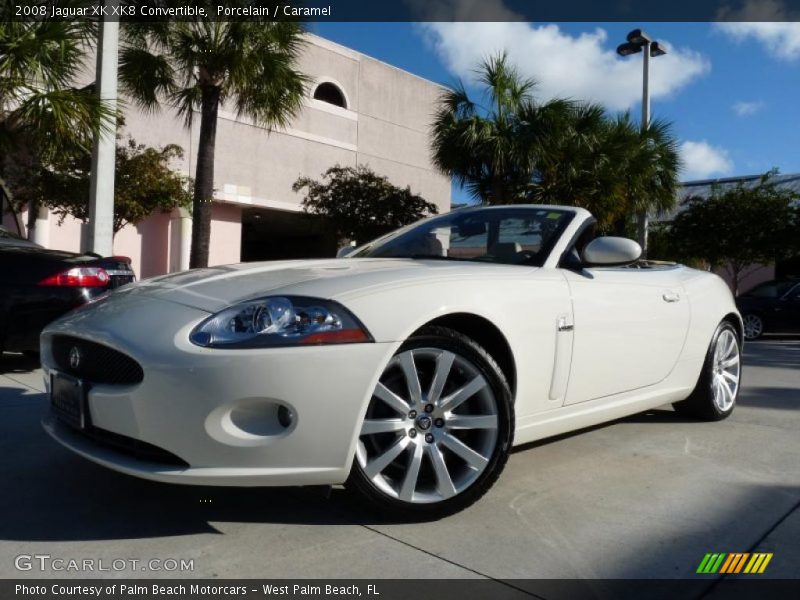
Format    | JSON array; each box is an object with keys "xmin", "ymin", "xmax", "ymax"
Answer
[
  {"xmin": 737, "ymin": 386, "xmax": 800, "ymax": 410},
  {"xmin": 743, "ymin": 340, "xmax": 800, "ymax": 370}
]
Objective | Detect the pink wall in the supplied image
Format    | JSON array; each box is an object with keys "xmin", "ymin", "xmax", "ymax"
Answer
[
  {"xmin": 714, "ymin": 264, "xmax": 775, "ymax": 296},
  {"xmin": 114, "ymin": 211, "xmax": 172, "ymax": 279},
  {"xmin": 38, "ymin": 202, "xmax": 241, "ymax": 279},
  {"xmin": 209, "ymin": 203, "xmax": 242, "ymax": 267},
  {"xmin": 48, "ymin": 212, "xmax": 84, "ymax": 253}
]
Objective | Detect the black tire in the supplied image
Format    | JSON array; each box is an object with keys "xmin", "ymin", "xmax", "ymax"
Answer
[
  {"xmin": 347, "ymin": 326, "xmax": 513, "ymax": 520},
  {"xmin": 673, "ymin": 321, "xmax": 741, "ymax": 421}
]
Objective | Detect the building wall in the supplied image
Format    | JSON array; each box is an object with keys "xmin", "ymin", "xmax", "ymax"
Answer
[
  {"xmin": 26, "ymin": 33, "xmax": 451, "ymax": 278},
  {"xmin": 714, "ymin": 264, "xmax": 775, "ymax": 295},
  {"xmin": 208, "ymin": 204, "xmax": 242, "ymax": 268}
]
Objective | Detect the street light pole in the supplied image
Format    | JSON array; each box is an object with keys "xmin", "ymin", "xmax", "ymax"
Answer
[
  {"xmin": 638, "ymin": 39, "xmax": 651, "ymax": 255},
  {"xmin": 617, "ymin": 29, "xmax": 666, "ymax": 258},
  {"xmin": 87, "ymin": 0, "xmax": 118, "ymax": 257}
]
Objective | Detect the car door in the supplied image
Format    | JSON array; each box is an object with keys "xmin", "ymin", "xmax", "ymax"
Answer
[{"xmin": 561, "ymin": 264, "xmax": 690, "ymax": 405}]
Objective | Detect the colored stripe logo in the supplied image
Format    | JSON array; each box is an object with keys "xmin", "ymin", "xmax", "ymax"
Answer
[{"xmin": 696, "ymin": 552, "xmax": 773, "ymax": 574}]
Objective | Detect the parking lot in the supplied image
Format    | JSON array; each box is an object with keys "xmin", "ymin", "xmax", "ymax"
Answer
[{"xmin": 1, "ymin": 340, "xmax": 797, "ymax": 584}]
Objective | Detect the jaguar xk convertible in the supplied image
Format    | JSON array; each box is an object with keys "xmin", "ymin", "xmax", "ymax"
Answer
[{"xmin": 41, "ymin": 205, "xmax": 742, "ymax": 517}]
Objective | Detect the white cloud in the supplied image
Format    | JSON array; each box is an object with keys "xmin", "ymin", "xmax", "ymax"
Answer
[
  {"xmin": 715, "ymin": 0, "xmax": 800, "ymax": 61},
  {"xmin": 716, "ymin": 22, "xmax": 800, "ymax": 61},
  {"xmin": 418, "ymin": 22, "xmax": 710, "ymax": 111},
  {"xmin": 732, "ymin": 100, "xmax": 765, "ymax": 116},
  {"xmin": 680, "ymin": 141, "xmax": 734, "ymax": 180}
]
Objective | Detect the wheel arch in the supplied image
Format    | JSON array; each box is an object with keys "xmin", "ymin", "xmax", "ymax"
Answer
[
  {"xmin": 411, "ymin": 313, "xmax": 517, "ymax": 400},
  {"xmin": 722, "ymin": 312, "xmax": 744, "ymax": 345}
]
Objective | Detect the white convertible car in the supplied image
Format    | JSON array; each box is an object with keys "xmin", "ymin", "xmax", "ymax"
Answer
[{"xmin": 41, "ymin": 205, "xmax": 742, "ymax": 517}]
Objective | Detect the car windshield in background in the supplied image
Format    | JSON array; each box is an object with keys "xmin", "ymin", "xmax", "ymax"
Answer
[
  {"xmin": 745, "ymin": 280, "xmax": 798, "ymax": 298},
  {"xmin": 354, "ymin": 207, "xmax": 574, "ymax": 266}
]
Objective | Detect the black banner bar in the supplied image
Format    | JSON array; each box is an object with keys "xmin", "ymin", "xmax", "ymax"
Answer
[
  {"xmin": 5, "ymin": 0, "xmax": 800, "ymax": 23},
  {"xmin": 5, "ymin": 579, "xmax": 800, "ymax": 600}
]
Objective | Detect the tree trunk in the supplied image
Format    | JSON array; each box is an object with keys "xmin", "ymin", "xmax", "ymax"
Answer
[
  {"xmin": 730, "ymin": 264, "xmax": 742, "ymax": 297},
  {"xmin": 490, "ymin": 175, "xmax": 504, "ymax": 205},
  {"xmin": 25, "ymin": 198, "xmax": 37, "ymax": 240},
  {"xmin": 612, "ymin": 214, "xmax": 628, "ymax": 236},
  {"xmin": 190, "ymin": 86, "xmax": 220, "ymax": 269}
]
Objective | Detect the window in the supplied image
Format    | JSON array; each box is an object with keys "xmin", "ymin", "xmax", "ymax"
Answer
[
  {"xmin": 744, "ymin": 281, "xmax": 797, "ymax": 298},
  {"xmin": 355, "ymin": 207, "xmax": 574, "ymax": 266},
  {"xmin": 313, "ymin": 82, "xmax": 347, "ymax": 108}
]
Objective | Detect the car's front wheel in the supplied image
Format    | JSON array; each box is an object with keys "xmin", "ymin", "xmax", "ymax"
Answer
[{"xmin": 347, "ymin": 326, "xmax": 513, "ymax": 519}]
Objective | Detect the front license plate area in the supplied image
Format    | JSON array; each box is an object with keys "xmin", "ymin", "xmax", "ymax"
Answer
[{"xmin": 50, "ymin": 372, "xmax": 88, "ymax": 430}]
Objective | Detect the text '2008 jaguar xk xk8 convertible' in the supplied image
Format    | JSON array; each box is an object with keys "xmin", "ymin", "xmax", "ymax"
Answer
[{"xmin": 41, "ymin": 205, "xmax": 742, "ymax": 517}]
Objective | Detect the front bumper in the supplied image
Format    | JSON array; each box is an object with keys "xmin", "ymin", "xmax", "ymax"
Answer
[{"xmin": 40, "ymin": 291, "xmax": 399, "ymax": 486}]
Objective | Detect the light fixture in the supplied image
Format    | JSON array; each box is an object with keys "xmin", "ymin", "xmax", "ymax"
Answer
[
  {"xmin": 616, "ymin": 28, "xmax": 667, "ymax": 258},
  {"xmin": 616, "ymin": 42, "xmax": 642, "ymax": 56},
  {"xmin": 650, "ymin": 41, "xmax": 666, "ymax": 57},
  {"xmin": 626, "ymin": 29, "xmax": 651, "ymax": 45}
]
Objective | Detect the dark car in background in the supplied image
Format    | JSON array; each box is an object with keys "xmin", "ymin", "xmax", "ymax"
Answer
[
  {"xmin": 736, "ymin": 279, "xmax": 800, "ymax": 340},
  {"xmin": 0, "ymin": 241, "xmax": 135, "ymax": 355}
]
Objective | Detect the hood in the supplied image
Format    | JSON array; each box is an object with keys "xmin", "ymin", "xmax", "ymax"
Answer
[{"xmin": 122, "ymin": 258, "xmax": 532, "ymax": 313}]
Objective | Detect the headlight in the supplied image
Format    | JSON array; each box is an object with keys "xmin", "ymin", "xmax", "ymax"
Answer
[{"xmin": 189, "ymin": 296, "xmax": 372, "ymax": 348}]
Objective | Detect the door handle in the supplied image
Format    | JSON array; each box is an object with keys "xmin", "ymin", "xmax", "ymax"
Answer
[{"xmin": 662, "ymin": 291, "xmax": 681, "ymax": 303}]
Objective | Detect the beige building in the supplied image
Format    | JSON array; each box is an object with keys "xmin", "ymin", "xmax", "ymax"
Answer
[{"xmin": 4, "ymin": 34, "xmax": 451, "ymax": 278}]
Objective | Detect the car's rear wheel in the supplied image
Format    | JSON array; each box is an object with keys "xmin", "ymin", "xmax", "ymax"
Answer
[
  {"xmin": 347, "ymin": 326, "xmax": 513, "ymax": 519},
  {"xmin": 742, "ymin": 313, "xmax": 764, "ymax": 340},
  {"xmin": 673, "ymin": 321, "xmax": 741, "ymax": 421}
]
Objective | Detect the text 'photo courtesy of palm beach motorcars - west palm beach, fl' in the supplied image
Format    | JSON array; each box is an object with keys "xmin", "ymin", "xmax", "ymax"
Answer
[{"xmin": 3, "ymin": 0, "xmax": 800, "ymax": 589}]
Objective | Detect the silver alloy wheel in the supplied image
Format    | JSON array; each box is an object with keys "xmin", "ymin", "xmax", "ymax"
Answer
[
  {"xmin": 742, "ymin": 314, "xmax": 763, "ymax": 340},
  {"xmin": 356, "ymin": 348, "xmax": 499, "ymax": 504},
  {"xmin": 711, "ymin": 329, "xmax": 741, "ymax": 412}
]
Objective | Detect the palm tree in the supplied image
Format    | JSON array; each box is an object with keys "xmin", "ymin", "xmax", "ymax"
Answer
[
  {"xmin": 432, "ymin": 52, "xmax": 682, "ymax": 238},
  {"xmin": 612, "ymin": 115, "xmax": 681, "ymax": 237},
  {"xmin": 533, "ymin": 103, "xmax": 621, "ymax": 222},
  {"xmin": 536, "ymin": 112, "xmax": 680, "ymax": 232},
  {"xmin": 431, "ymin": 52, "xmax": 575, "ymax": 205},
  {"xmin": 0, "ymin": 14, "xmax": 113, "ymax": 236},
  {"xmin": 119, "ymin": 21, "xmax": 308, "ymax": 267}
]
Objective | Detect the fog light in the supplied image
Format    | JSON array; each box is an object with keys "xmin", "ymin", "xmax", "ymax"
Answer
[{"xmin": 277, "ymin": 405, "xmax": 294, "ymax": 429}]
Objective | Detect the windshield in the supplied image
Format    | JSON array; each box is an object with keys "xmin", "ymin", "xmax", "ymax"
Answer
[
  {"xmin": 744, "ymin": 280, "xmax": 798, "ymax": 298},
  {"xmin": 353, "ymin": 207, "xmax": 574, "ymax": 266}
]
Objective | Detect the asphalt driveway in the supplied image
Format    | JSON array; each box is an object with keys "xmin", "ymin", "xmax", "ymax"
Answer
[{"xmin": 1, "ymin": 340, "xmax": 797, "ymax": 585}]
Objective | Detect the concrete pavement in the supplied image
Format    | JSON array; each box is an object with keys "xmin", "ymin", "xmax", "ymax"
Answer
[{"xmin": 1, "ymin": 340, "xmax": 797, "ymax": 584}]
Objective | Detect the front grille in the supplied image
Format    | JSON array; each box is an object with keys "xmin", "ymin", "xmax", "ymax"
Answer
[
  {"xmin": 51, "ymin": 335, "xmax": 144, "ymax": 385},
  {"xmin": 81, "ymin": 426, "xmax": 189, "ymax": 467}
]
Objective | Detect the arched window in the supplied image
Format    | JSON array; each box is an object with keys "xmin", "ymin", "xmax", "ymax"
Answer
[{"xmin": 313, "ymin": 82, "xmax": 347, "ymax": 108}]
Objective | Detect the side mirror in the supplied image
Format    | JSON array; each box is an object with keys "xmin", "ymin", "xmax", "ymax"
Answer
[
  {"xmin": 581, "ymin": 237, "xmax": 642, "ymax": 266},
  {"xmin": 337, "ymin": 245, "xmax": 357, "ymax": 258}
]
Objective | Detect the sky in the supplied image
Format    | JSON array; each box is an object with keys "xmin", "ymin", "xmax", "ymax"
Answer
[{"xmin": 310, "ymin": 21, "xmax": 800, "ymax": 204}]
